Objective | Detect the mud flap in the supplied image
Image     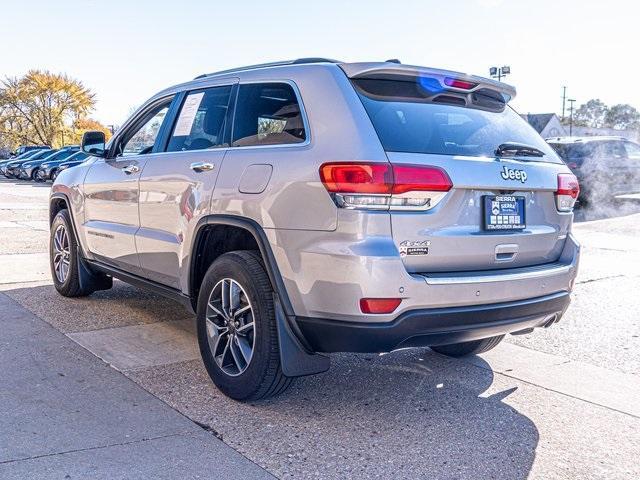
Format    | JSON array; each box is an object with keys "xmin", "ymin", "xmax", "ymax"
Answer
[
  {"xmin": 78, "ymin": 255, "xmax": 113, "ymax": 293},
  {"xmin": 274, "ymin": 295, "xmax": 330, "ymax": 377}
]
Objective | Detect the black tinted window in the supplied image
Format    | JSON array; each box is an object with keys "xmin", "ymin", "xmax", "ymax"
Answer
[
  {"xmin": 167, "ymin": 86, "xmax": 233, "ymax": 152},
  {"xmin": 549, "ymin": 143, "xmax": 595, "ymax": 165},
  {"xmin": 232, "ymin": 83, "xmax": 306, "ymax": 147},
  {"xmin": 355, "ymin": 79, "xmax": 561, "ymax": 163}
]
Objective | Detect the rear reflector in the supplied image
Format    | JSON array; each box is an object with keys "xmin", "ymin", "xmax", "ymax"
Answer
[
  {"xmin": 319, "ymin": 162, "xmax": 452, "ymax": 210},
  {"xmin": 360, "ymin": 298, "xmax": 402, "ymax": 314},
  {"xmin": 556, "ymin": 173, "xmax": 580, "ymax": 212},
  {"xmin": 443, "ymin": 77, "xmax": 478, "ymax": 90}
]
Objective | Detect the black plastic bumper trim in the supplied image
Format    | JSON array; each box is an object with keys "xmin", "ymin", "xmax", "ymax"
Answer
[{"xmin": 296, "ymin": 292, "xmax": 571, "ymax": 353}]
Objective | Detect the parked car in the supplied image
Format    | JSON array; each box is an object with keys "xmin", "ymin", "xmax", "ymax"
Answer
[
  {"xmin": 20, "ymin": 146, "xmax": 79, "ymax": 181},
  {"xmin": 50, "ymin": 58, "xmax": 580, "ymax": 401},
  {"xmin": 4, "ymin": 149, "xmax": 55, "ymax": 178},
  {"xmin": 11, "ymin": 145, "xmax": 51, "ymax": 157},
  {"xmin": 38, "ymin": 151, "xmax": 89, "ymax": 182},
  {"xmin": 1, "ymin": 149, "xmax": 46, "ymax": 176},
  {"xmin": 547, "ymin": 136, "xmax": 640, "ymax": 204}
]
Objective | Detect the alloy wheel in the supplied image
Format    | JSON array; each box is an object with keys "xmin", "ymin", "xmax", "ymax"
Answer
[
  {"xmin": 52, "ymin": 224, "xmax": 71, "ymax": 283},
  {"xmin": 205, "ymin": 278, "xmax": 255, "ymax": 376}
]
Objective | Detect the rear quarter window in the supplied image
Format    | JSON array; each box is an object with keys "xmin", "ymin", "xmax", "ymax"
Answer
[{"xmin": 232, "ymin": 83, "xmax": 306, "ymax": 147}]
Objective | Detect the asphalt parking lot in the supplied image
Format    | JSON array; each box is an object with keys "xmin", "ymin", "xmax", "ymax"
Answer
[{"xmin": 1, "ymin": 177, "xmax": 639, "ymax": 479}]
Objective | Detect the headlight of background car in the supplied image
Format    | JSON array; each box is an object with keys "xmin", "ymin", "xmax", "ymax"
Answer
[{"xmin": 58, "ymin": 165, "xmax": 69, "ymax": 171}]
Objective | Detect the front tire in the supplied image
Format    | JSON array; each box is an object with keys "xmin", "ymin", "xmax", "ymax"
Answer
[
  {"xmin": 197, "ymin": 251, "xmax": 292, "ymax": 401},
  {"xmin": 50, "ymin": 209, "xmax": 98, "ymax": 297},
  {"xmin": 431, "ymin": 335, "xmax": 504, "ymax": 357}
]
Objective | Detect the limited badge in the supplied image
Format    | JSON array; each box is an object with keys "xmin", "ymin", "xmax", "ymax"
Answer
[{"xmin": 399, "ymin": 240, "xmax": 431, "ymax": 257}]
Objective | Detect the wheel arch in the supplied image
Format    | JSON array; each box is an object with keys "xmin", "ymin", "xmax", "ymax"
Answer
[{"xmin": 188, "ymin": 215, "xmax": 294, "ymax": 316}]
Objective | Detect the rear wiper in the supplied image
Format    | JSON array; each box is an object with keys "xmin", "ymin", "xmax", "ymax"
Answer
[{"xmin": 495, "ymin": 142, "xmax": 545, "ymax": 158}]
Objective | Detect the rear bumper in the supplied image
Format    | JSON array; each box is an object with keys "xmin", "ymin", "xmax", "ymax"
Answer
[{"xmin": 296, "ymin": 291, "xmax": 570, "ymax": 353}]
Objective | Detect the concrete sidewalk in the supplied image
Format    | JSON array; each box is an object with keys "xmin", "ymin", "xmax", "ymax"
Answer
[{"xmin": 0, "ymin": 293, "xmax": 273, "ymax": 480}]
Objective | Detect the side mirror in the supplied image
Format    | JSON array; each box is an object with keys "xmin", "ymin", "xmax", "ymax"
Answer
[{"xmin": 81, "ymin": 131, "xmax": 106, "ymax": 157}]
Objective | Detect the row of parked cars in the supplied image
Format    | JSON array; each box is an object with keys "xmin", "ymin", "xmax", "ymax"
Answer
[{"xmin": 0, "ymin": 146, "xmax": 89, "ymax": 182}]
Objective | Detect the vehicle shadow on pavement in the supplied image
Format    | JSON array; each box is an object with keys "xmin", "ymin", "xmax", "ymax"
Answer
[{"xmin": 5, "ymin": 283, "xmax": 539, "ymax": 479}]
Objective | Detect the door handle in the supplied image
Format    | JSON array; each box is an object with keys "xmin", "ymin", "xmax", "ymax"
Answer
[
  {"xmin": 190, "ymin": 162, "xmax": 215, "ymax": 172},
  {"xmin": 122, "ymin": 164, "xmax": 140, "ymax": 175}
]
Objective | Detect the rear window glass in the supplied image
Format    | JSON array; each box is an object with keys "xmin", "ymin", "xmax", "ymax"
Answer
[
  {"xmin": 232, "ymin": 83, "xmax": 306, "ymax": 147},
  {"xmin": 355, "ymin": 79, "xmax": 561, "ymax": 163}
]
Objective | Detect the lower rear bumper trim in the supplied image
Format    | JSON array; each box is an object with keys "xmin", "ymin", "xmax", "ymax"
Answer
[{"xmin": 296, "ymin": 292, "xmax": 570, "ymax": 353}]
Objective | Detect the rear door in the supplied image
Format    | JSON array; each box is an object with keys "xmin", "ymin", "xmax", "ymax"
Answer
[
  {"xmin": 354, "ymin": 77, "xmax": 569, "ymax": 273},
  {"xmin": 136, "ymin": 81, "xmax": 236, "ymax": 289},
  {"xmin": 82, "ymin": 97, "xmax": 174, "ymax": 274}
]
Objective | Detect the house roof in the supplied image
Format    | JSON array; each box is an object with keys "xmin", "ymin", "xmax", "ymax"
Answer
[{"xmin": 520, "ymin": 113, "xmax": 556, "ymax": 133}]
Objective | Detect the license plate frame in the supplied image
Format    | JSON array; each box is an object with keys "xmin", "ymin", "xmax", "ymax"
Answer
[{"xmin": 483, "ymin": 195, "xmax": 526, "ymax": 231}]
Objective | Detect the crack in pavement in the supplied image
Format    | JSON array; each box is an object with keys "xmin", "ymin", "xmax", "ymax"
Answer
[
  {"xmin": 0, "ymin": 431, "xmax": 191, "ymax": 465},
  {"xmin": 576, "ymin": 274, "xmax": 625, "ymax": 284}
]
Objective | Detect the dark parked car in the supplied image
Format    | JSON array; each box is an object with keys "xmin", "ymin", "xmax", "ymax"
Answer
[
  {"xmin": 1, "ymin": 149, "xmax": 48, "ymax": 176},
  {"xmin": 52, "ymin": 153, "xmax": 92, "ymax": 181},
  {"xmin": 38, "ymin": 151, "xmax": 88, "ymax": 181},
  {"xmin": 547, "ymin": 136, "xmax": 640, "ymax": 204},
  {"xmin": 19, "ymin": 146, "xmax": 80, "ymax": 180},
  {"xmin": 4, "ymin": 149, "xmax": 56, "ymax": 178},
  {"xmin": 12, "ymin": 145, "xmax": 51, "ymax": 157}
]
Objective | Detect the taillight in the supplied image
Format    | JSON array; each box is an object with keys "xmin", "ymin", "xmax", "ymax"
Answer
[
  {"xmin": 319, "ymin": 162, "xmax": 452, "ymax": 211},
  {"xmin": 556, "ymin": 173, "xmax": 580, "ymax": 212}
]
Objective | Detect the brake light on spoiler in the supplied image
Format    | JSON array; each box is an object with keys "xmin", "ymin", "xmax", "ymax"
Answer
[
  {"xmin": 319, "ymin": 162, "xmax": 452, "ymax": 210},
  {"xmin": 556, "ymin": 173, "xmax": 580, "ymax": 212}
]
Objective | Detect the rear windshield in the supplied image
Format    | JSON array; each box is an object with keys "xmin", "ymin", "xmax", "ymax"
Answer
[{"xmin": 354, "ymin": 79, "xmax": 561, "ymax": 163}]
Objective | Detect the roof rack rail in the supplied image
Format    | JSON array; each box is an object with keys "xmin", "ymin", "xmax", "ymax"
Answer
[{"xmin": 194, "ymin": 57, "xmax": 341, "ymax": 79}]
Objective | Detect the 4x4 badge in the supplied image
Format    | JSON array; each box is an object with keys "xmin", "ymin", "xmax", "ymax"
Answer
[{"xmin": 500, "ymin": 166, "xmax": 527, "ymax": 183}]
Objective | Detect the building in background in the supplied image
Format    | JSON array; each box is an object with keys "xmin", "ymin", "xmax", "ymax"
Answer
[
  {"xmin": 521, "ymin": 113, "xmax": 639, "ymax": 141},
  {"xmin": 520, "ymin": 113, "xmax": 567, "ymax": 138}
]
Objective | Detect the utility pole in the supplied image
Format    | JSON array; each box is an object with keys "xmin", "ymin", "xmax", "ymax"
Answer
[
  {"xmin": 568, "ymin": 98, "xmax": 576, "ymax": 136},
  {"xmin": 561, "ymin": 86, "xmax": 567, "ymax": 120}
]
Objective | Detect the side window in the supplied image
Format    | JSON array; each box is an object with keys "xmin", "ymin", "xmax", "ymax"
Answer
[
  {"xmin": 597, "ymin": 141, "xmax": 626, "ymax": 160},
  {"xmin": 624, "ymin": 142, "xmax": 640, "ymax": 163},
  {"xmin": 120, "ymin": 101, "xmax": 171, "ymax": 156},
  {"xmin": 166, "ymin": 85, "xmax": 233, "ymax": 152},
  {"xmin": 232, "ymin": 83, "xmax": 306, "ymax": 147}
]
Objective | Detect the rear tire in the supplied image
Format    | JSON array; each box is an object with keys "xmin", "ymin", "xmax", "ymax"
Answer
[
  {"xmin": 197, "ymin": 250, "xmax": 292, "ymax": 401},
  {"xmin": 431, "ymin": 335, "xmax": 504, "ymax": 357}
]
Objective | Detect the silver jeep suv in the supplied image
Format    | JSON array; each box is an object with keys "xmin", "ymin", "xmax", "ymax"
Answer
[{"xmin": 49, "ymin": 58, "xmax": 580, "ymax": 400}]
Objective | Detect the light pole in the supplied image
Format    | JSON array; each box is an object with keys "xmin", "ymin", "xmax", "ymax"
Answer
[
  {"xmin": 489, "ymin": 65, "xmax": 511, "ymax": 82},
  {"xmin": 568, "ymin": 99, "xmax": 576, "ymax": 136},
  {"xmin": 562, "ymin": 86, "xmax": 567, "ymax": 121}
]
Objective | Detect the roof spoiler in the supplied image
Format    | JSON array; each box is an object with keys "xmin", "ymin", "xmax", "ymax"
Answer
[{"xmin": 339, "ymin": 62, "xmax": 516, "ymax": 103}]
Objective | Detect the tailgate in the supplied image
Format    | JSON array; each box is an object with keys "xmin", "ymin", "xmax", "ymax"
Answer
[{"xmin": 387, "ymin": 152, "xmax": 571, "ymax": 272}]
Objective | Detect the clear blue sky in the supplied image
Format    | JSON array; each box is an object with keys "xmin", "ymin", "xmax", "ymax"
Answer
[{"xmin": 1, "ymin": 0, "xmax": 636, "ymax": 125}]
